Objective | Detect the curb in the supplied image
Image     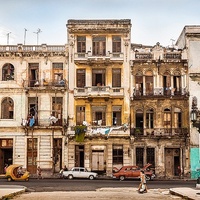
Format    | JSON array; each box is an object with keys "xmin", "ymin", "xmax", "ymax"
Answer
[
  {"xmin": 0, "ymin": 186, "xmax": 26, "ymax": 200},
  {"xmin": 169, "ymin": 188, "xmax": 196, "ymax": 200}
]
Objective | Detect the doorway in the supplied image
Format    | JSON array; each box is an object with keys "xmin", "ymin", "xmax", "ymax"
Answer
[
  {"xmin": 92, "ymin": 150, "xmax": 104, "ymax": 173},
  {"xmin": 0, "ymin": 149, "xmax": 13, "ymax": 174},
  {"xmin": 165, "ymin": 148, "xmax": 180, "ymax": 177},
  {"xmin": 75, "ymin": 145, "xmax": 84, "ymax": 167},
  {"xmin": 0, "ymin": 139, "xmax": 13, "ymax": 174}
]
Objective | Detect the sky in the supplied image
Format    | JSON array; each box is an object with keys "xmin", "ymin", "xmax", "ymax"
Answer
[{"xmin": 0, "ymin": 0, "xmax": 199, "ymax": 47}]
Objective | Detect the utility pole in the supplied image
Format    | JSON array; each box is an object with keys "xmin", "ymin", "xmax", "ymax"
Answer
[
  {"xmin": 24, "ymin": 28, "xmax": 27, "ymax": 45},
  {"xmin": 33, "ymin": 28, "xmax": 42, "ymax": 45},
  {"xmin": 7, "ymin": 32, "xmax": 11, "ymax": 45}
]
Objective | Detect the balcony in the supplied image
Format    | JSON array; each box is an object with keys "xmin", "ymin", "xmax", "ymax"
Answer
[
  {"xmin": 0, "ymin": 44, "xmax": 66, "ymax": 52},
  {"xmin": 67, "ymin": 124, "xmax": 129, "ymax": 140},
  {"xmin": 135, "ymin": 52, "xmax": 153, "ymax": 60},
  {"xmin": 134, "ymin": 52, "xmax": 181, "ymax": 62},
  {"xmin": 74, "ymin": 51, "xmax": 124, "ymax": 64},
  {"xmin": 131, "ymin": 127, "xmax": 188, "ymax": 138},
  {"xmin": 163, "ymin": 52, "xmax": 181, "ymax": 61},
  {"xmin": 21, "ymin": 117, "xmax": 64, "ymax": 132},
  {"xmin": 132, "ymin": 87, "xmax": 189, "ymax": 99},
  {"xmin": 74, "ymin": 86, "xmax": 124, "ymax": 98},
  {"xmin": 23, "ymin": 79, "xmax": 67, "ymax": 90}
]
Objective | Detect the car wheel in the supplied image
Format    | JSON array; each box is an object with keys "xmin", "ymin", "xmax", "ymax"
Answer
[
  {"xmin": 7, "ymin": 177, "xmax": 12, "ymax": 182},
  {"xmin": 89, "ymin": 175, "xmax": 94, "ymax": 180},
  {"xmin": 68, "ymin": 174, "xmax": 73, "ymax": 179},
  {"xmin": 145, "ymin": 175, "xmax": 151, "ymax": 181},
  {"xmin": 119, "ymin": 176, "xmax": 125, "ymax": 181}
]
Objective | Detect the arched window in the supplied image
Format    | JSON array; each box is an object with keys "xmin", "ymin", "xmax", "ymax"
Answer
[
  {"xmin": 2, "ymin": 63, "xmax": 15, "ymax": 81},
  {"xmin": 136, "ymin": 109, "xmax": 143, "ymax": 128},
  {"xmin": 146, "ymin": 108, "xmax": 154, "ymax": 129},
  {"xmin": 135, "ymin": 71, "xmax": 143, "ymax": 96},
  {"xmin": 163, "ymin": 71, "xmax": 171, "ymax": 95},
  {"xmin": 145, "ymin": 70, "xmax": 153, "ymax": 95},
  {"xmin": 164, "ymin": 108, "xmax": 171, "ymax": 128},
  {"xmin": 1, "ymin": 97, "xmax": 14, "ymax": 119},
  {"xmin": 173, "ymin": 71, "xmax": 181, "ymax": 95},
  {"xmin": 174, "ymin": 107, "xmax": 182, "ymax": 128}
]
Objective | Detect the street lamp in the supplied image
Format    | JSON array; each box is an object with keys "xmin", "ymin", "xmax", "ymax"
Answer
[{"xmin": 191, "ymin": 96, "xmax": 200, "ymax": 129}]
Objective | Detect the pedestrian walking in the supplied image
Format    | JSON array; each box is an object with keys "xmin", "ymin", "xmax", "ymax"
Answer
[
  {"xmin": 138, "ymin": 170, "xmax": 147, "ymax": 193},
  {"xmin": 37, "ymin": 166, "xmax": 42, "ymax": 179}
]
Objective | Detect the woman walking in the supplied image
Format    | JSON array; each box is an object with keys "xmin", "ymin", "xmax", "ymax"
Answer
[{"xmin": 138, "ymin": 170, "xmax": 147, "ymax": 193}]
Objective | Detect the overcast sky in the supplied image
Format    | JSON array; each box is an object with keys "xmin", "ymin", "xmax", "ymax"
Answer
[{"xmin": 0, "ymin": 0, "xmax": 199, "ymax": 47}]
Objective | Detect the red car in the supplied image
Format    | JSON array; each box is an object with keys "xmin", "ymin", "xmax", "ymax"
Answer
[{"xmin": 112, "ymin": 163, "xmax": 155, "ymax": 181}]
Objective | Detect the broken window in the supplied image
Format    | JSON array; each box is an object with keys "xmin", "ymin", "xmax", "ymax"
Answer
[
  {"xmin": 92, "ymin": 36, "xmax": 106, "ymax": 56},
  {"xmin": 52, "ymin": 63, "xmax": 64, "ymax": 86},
  {"xmin": 2, "ymin": 63, "xmax": 14, "ymax": 81},
  {"xmin": 77, "ymin": 36, "xmax": 86, "ymax": 53},
  {"xmin": 77, "ymin": 69, "xmax": 85, "ymax": 87},
  {"xmin": 113, "ymin": 145, "xmax": 123, "ymax": 165},
  {"xmin": 112, "ymin": 69, "xmax": 121, "ymax": 87},
  {"xmin": 28, "ymin": 63, "xmax": 39, "ymax": 87},
  {"xmin": 1, "ymin": 97, "xmax": 14, "ymax": 119},
  {"xmin": 112, "ymin": 36, "xmax": 121, "ymax": 53}
]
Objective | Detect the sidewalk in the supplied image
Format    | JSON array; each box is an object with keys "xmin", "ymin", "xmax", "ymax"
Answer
[
  {"xmin": 0, "ymin": 185, "xmax": 26, "ymax": 200},
  {"xmin": 0, "ymin": 185, "xmax": 200, "ymax": 200}
]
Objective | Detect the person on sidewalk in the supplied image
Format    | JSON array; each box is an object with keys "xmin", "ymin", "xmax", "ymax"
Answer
[
  {"xmin": 37, "ymin": 166, "xmax": 43, "ymax": 179},
  {"xmin": 138, "ymin": 170, "xmax": 147, "ymax": 193}
]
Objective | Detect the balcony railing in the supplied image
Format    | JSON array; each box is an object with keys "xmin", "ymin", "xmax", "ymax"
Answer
[
  {"xmin": 74, "ymin": 86, "xmax": 124, "ymax": 97},
  {"xmin": 133, "ymin": 87, "xmax": 188, "ymax": 98},
  {"xmin": 0, "ymin": 44, "xmax": 66, "ymax": 52},
  {"xmin": 23, "ymin": 79, "xmax": 67, "ymax": 88},
  {"xmin": 164, "ymin": 52, "xmax": 181, "ymax": 60},
  {"xmin": 131, "ymin": 128, "xmax": 188, "ymax": 138},
  {"xmin": 135, "ymin": 53, "xmax": 153, "ymax": 60},
  {"xmin": 134, "ymin": 52, "xmax": 181, "ymax": 61},
  {"xmin": 68, "ymin": 125, "xmax": 129, "ymax": 138},
  {"xmin": 74, "ymin": 52, "xmax": 124, "ymax": 62},
  {"xmin": 21, "ymin": 117, "xmax": 63, "ymax": 128}
]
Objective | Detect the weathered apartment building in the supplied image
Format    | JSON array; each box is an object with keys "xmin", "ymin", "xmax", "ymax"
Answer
[
  {"xmin": 176, "ymin": 26, "xmax": 200, "ymax": 179},
  {"xmin": 0, "ymin": 19, "xmax": 198, "ymax": 179}
]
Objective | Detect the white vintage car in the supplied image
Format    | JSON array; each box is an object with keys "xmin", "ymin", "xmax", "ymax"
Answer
[{"xmin": 62, "ymin": 167, "xmax": 98, "ymax": 180}]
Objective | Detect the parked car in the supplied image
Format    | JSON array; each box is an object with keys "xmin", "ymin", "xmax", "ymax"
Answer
[
  {"xmin": 112, "ymin": 163, "xmax": 155, "ymax": 181},
  {"xmin": 62, "ymin": 167, "xmax": 98, "ymax": 180}
]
